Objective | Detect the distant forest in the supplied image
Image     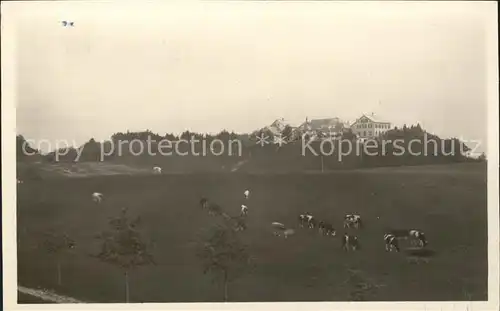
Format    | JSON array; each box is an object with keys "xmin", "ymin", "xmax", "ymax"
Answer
[{"xmin": 17, "ymin": 124, "xmax": 485, "ymax": 174}]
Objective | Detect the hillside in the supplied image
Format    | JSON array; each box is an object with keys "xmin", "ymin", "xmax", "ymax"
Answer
[{"xmin": 16, "ymin": 123, "xmax": 484, "ymax": 178}]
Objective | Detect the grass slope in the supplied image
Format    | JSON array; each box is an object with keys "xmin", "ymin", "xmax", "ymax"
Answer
[{"xmin": 17, "ymin": 163, "xmax": 488, "ymax": 302}]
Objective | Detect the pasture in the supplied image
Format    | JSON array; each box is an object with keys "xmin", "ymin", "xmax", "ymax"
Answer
[{"xmin": 17, "ymin": 163, "xmax": 488, "ymax": 302}]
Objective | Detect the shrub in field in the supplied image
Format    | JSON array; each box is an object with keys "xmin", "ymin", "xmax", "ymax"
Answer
[
  {"xmin": 39, "ymin": 231, "xmax": 75, "ymax": 286},
  {"xmin": 197, "ymin": 222, "xmax": 254, "ymax": 302},
  {"xmin": 95, "ymin": 208, "xmax": 155, "ymax": 303}
]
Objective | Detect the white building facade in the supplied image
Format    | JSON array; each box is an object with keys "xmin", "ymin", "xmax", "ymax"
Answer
[{"xmin": 350, "ymin": 114, "xmax": 391, "ymax": 140}]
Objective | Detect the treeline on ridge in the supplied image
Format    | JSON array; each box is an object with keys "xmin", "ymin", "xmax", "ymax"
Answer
[{"xmin": 16, "ymin": 124, "xmax": 485, "ymax": 173}]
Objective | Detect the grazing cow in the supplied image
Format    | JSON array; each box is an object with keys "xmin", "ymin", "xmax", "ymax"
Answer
[
  {"xmin": 388, "ymin": 229, "xmax": 428, "ymax": 248},
  {"xmin": 153, "ymin": 166, "xmax": 162, "ymax": 174},
  {"xmin": 244, "ymin": 189, "xmax": 250, "ymax": 199},
  {"xmin": 200, "ymin": 198, "xmax": 209, "ymax": 210},
  {"xmin": 343, "ymin": 214, "xmax": 363, "ymax": 229},
  {"xmin": 92, "ymin": 192, "xmax": 103, "ymax": 203},
  {"xmin": 322, "ymin": 223, "xmax": 337, "ymax": 236},
  {"xmin": 241, "ymin": 205, "xmax": 248, "ymax": 216},
  {"xmin": 384, "ymin": 233, "xmax": 400, "ymax": 252},
  {"xmin": 271, "ymin": 222, "xmax": 286, "ymax": 236},
  {"xmin": 271, "ymin": 222, "xmax": 295, "ymax": 239},
  {"xmin": 409, "ymin": 230, "xmax": 428, "ymax": 247},
  {"xmin": 342, "ymin": 234, "xmax": 360, "ymax": 251},
  {"xmin": 306, "ymin": 214, "xmax": 317, "ymax": 229}
]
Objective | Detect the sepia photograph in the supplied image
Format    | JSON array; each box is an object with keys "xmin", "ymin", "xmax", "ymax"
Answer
[{"xmin": 2, "ymin": 1, "xmax": 499, "ymax": 310}]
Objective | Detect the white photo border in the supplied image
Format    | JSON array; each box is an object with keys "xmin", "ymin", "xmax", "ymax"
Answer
[{"xmin": 2, "ymin": 1, "xmax": 498, "ymax": 311}]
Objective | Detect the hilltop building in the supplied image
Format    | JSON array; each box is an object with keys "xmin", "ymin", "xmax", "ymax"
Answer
[
  {"xmin": 350, "ymin": 113, "xmax": 391, "ymax": 140},
  {"xmin": 291, "ymin": 117, "xmax": 349, "ymax": 140}
]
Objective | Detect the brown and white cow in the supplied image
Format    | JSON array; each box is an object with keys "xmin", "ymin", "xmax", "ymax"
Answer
[
  {"xmin": 342, "ymin": 234, "xmax": 360, "ymax": 251},
  {"xmin": 343, "ymin": 214, "xmax": 363, "ymax": 229}
]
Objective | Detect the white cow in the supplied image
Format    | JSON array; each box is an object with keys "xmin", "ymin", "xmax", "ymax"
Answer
[
  {"xmin": 92, "ymin": 192, "xmax": 103, "ymax": 203},
  {"xmin": 272, "ymin": 222, "xmax": 285, "ymax": 236},
  {"xmin": 241, "ymin": 204, "xmax": 248, "ymax": 216},
  {"xmin": 153, "ymin": 166, "xmax": 162, "ymax": 174},
  {"xmin": 271, "ymin": 222, "xmax": 295, "ymax": 238},
  {"xmin": 244, "ymin": 189, "xmax": 250, "ymax": 199}
]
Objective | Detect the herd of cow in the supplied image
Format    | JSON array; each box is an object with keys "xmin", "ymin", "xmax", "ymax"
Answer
[
  {"xmin": 198, "ymin": 189, "xmax": 429, "ymax": 254},
  {"xmin": 84, "ymin": 166, "xmax": 429, "ymax": 255},
  {"xmin": 295, "ymin": 212, "xmax": 428, "ymax": 252},
  {"xmin": 89, "ymin": 186, "xmax": 428, "ymax": 255}
]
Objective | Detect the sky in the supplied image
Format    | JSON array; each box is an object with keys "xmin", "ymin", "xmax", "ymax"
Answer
[{"xmin": 8, "ymin": 1, "xmax": 495, "ymax": 153}]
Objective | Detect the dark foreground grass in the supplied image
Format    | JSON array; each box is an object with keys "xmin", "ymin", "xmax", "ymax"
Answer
[
  {"xmin": 17, "ymin": 163, "xmax": 488, "ymax": 302},
  {"xmin": 18, "ymin": 292, "xmax": 51, "ymax": 304}
]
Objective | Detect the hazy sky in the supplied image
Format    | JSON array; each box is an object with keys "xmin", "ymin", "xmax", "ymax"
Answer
[{"xmin": 9, "ymin": 1, "xmax": 494, "ymax": 152}]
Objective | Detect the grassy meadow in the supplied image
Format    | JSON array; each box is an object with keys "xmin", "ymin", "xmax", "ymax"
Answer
[{"xmin": 17, "ymin": 163, "xmax": 488, "ymax": 302}]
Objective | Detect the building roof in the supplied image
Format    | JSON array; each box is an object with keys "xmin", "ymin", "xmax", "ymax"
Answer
[
  {"xmin": 299, "ymin": 117, "xmax": 344, "ymax": 130},
  {"xmin": 311, "ymin": 118, "xmax": 341, "ymax": 128},
  {"xmin": 352, "ymin": 114, "xmax": 390, "ymax": 125}
]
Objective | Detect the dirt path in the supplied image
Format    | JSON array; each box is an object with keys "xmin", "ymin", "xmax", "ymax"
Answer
[{"xmin": 18, "ymin": 285, "xmax": 86, "ymax": 303}]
